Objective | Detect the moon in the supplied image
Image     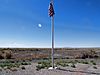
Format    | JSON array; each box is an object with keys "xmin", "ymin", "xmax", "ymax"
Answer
[{"xmin": 38, "ymin": 24, "xmax": 42, "ymax": 28}]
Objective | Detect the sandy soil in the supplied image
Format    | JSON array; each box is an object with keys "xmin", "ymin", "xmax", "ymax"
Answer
[{"xmin": 0, "ymin": 63, "xmax": 100, "ymax": 75}]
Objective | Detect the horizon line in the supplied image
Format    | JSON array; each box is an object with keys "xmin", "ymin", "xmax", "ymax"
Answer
[{"xmin": 0, "ymin": 46, "xmax": 100, "ymax": 48}]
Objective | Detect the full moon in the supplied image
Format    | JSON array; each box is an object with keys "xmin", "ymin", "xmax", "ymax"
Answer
[{"xmin": 38, "ymin": 24, "xmax": 42, "ymax": 28}]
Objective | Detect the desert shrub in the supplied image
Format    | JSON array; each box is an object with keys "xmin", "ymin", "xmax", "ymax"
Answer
[
  {"xmin": 84, "ymin": 61, "xmax": 89, "ymax": 64},
  {"xmin": 27, "ymin": 62, "xmax": 31, "ymax": 65},
  {"xmin": 0, "ymin": 60, "xmax": 21, "ymax": 69},
  {"xmin": 41, "ymin": 61, "xmax": 51, "ymax": 68},
  {"xmin": 0, "ymin": 55, "xmax": 4, "ymax": 59},
  {"xmin": 93, "ymin": 66, "xmax": 97, "ymax": 69},
  {"xmin": 56, "ymin": 62, "xmax": 61, "ymax": 66},
  {"xmin": 36, "ymin": 60, "xmax": 52, "ymax": 70},
  {"xmin": 36, "ymin": 65, "xmax": 42, "ymax": 71},
  {"xmin": 71, "ymin": 63, "xmax": 76, "ymax": 68},
  {"xmin": 21, "ymin": 62, "xmax": 31, "ymax": 65},
  {"xmin": 0, "ymin": 59, "xmax": 31, "ymax": 70},
  {"xmin": 60, "ymin": 63, "xmax": 66, "ymax": 67},
  {"xmin": 72, "ymin": 60, "xmax": 78, "ymax": 64},
  {"xmin": 0, "ymin": 63, "xmax": 12, "ymax": 68},
  {"xmin": 66, "ymin": 64, "xmax": 69, "ymax": 66},
  {"xmin": 94, "ymin": 55, "xmax": 98, "ymax": 58},
  {"xmin": 57, "ymin": 62, "xmax": 68, "ymax": 67},
  {"xmin": 81, "ymin": 50, "xmax": 97, "ymax": 59},
  {"xmin": 0, "ymin": 64, "xmax": 5, "ymax": 68},
  {"xmin": 5, "ymin": 51, "xmax": 12, "ymax": 59},
  {"xmin": 10, "ymin": 67, "xmax": 17, "ymax": 71},
  {"xmin": 82, "ymin": 61, "xmax": 89, "ymax": 64},
  {"xmin": 66, "ymin": 57, "xmax": 69, "ymax": 59},
  {"xmin": 62, "ymin": 63, "xmax": 69, "ymax": 67},
  {"xmin": 88, "ymin": 55, "xmax": 93, "ymax": 58},
  {"xmin": 74, "ymin": 60, "xmax": 78, "ymax": 63},
  {"xmin": 81, "ymin": 53, "xmax": 88, "ymax": 59},
  {"xmin": 38, "ymin": 61, "xmax": 42, "ymax": 64},
  {"xmin": 90, "ymin": 60, "xmax": 96, "ymax": 65},
  {"xmin": 21, "ymin": 66, "xmax": 25, "ymax": 70},
  {"xmin": 21, "ymin": 62, "xmax": 28, "ymax": 65},
  {"xmin": 7, "ymin": 66, "xmax": 12, "ymax": 69},
  {"xmin": 15, "ymin": 63, "xmax": 20, "ymax": 68},
  {"xmin": 92, "ymin": 62, "xmax": 96, "ymax": 65},
  {"xmin": 10, "ymin": 60, "xmax": 15, "ymax": 63},
  {"xmin": 0, "ymin": 68, "xmax": 2, "ymax": 71},
  {"xmin": 90, "ymin": 60, "xmax": 94, "ymax": 63},
  {"xmin": 68, "ymin": 61, "xmax": 74, "ymax": 63},
  {"xmin": 36, "ymin": 64, "xmax": 46, "ymax": 71},
  {"xmin": 0, "ymin": 52, "xmax": 4, "ymax": 59},
  {"xmin": 2, "ymin": 50, "xmax": 12, "ymax": 59}
]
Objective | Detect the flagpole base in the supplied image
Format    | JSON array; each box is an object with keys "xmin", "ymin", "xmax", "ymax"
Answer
[{"xmin": 48, "ymin": 67, "xmax": 58, "ymax": 70}]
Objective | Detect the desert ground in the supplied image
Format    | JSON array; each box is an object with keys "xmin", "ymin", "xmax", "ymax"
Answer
[
  {"xmin": 0, "ymin": 62, "xmax": 100, "ymax": 75},
  {"xmin": 0, "ymin": 48, "xmax": 100, "ymax": 75}
]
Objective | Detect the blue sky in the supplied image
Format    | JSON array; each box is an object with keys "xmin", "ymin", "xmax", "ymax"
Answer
[{"xmin": 0, "ymin": 0, "xmax": 100, "ymax": 48}]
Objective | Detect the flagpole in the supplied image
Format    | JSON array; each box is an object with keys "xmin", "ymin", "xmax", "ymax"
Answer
[
  {"xmin": 51, "ymin": 0, "xmax": 54, "ymax": 69},
  {"xmin": 48, "ymin": 0, "xmax": 55, "ymax": 69},
  {"xmin": 51, "ymin": 12, "xmax": 54, "ymax": 69}
]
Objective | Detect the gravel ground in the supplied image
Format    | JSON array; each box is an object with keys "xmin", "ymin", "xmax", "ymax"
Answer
[{"xmin": 0, "ymin": 63, "xmax": 100, "ymax": 75}]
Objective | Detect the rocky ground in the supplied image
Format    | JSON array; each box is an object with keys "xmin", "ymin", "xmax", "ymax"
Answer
[{"xmin": 0, "ymin": 63, "xmax": 100, "ymax": 75}]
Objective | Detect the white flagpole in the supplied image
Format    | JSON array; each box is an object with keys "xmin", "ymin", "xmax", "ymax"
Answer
[
  {"xmin": 51, "ymin": 13, "xmax": 54, "ymax": 68},
  {"xmin": 51, "ymin": 0, "xmax": 54, "ymax": 69}
]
